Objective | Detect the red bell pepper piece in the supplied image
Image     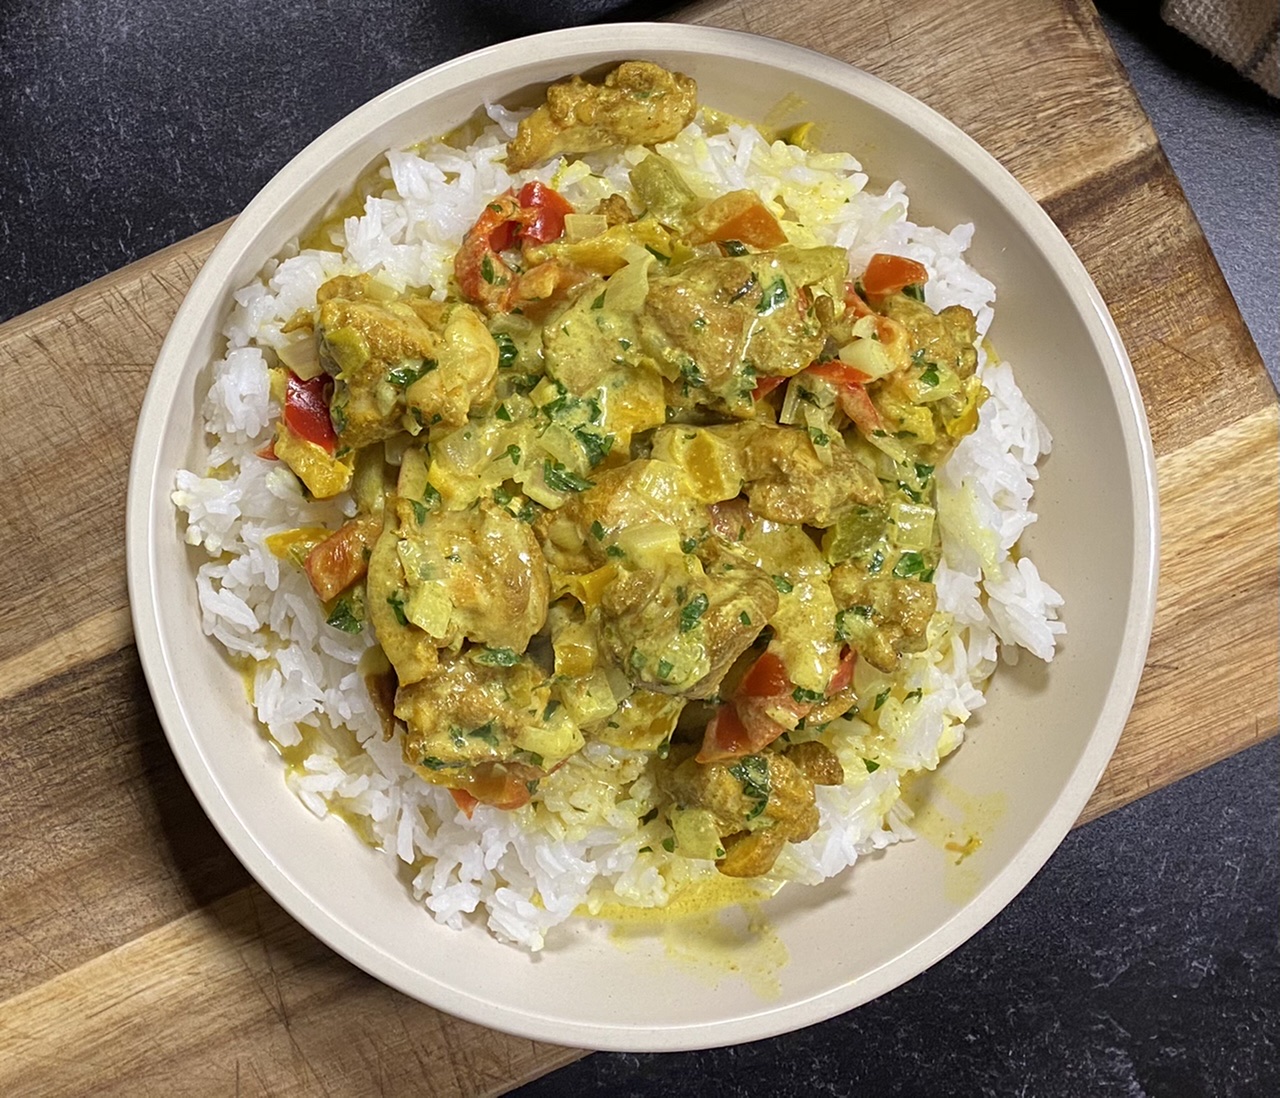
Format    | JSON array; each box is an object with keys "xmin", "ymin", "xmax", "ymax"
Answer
[{"xmin": 283, "ymin": 372, "xmax": 338, "ymax": 453}]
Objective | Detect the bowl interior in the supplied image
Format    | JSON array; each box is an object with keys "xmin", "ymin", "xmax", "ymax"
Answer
[{"xmin": 128, "ymin": 25, "xmax": 1156, "ymax": 1051}]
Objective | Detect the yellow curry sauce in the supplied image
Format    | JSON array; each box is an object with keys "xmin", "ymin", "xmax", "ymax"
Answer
[{"xmin": 262, "ymin": 61, "xmax": 988, "ymax": 890}]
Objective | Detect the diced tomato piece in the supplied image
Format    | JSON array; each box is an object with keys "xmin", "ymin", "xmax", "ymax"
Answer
[
  {"xmin": 449, "ymin": 787, "xmax": 479, "ymax": 819},
  {"xmin": 698, "ymin": 703, "xmax": 752, "ymax": 763},
  {"xmin": 828, "ymin": 648, "xmax": 857, "ymax": 695},
  {"xmin": 861, "ymin": 253, "xmax": 929, "ymax": 297},
  {"xmin": 691, "ymin": 190, "xmax": 787, "ymax": 249},
  {"xmin": 844, "ymin": 280, "xmax": 873, "ymax": 318},
  {"xmin": 284, "ymin": 372, "xmax": 337, "ymax": 453},
  {"xmin": 752, "ymin": 374, "xmax": 788, "ymax": 401},
  {"xmin": 517, "ymin": 181, "xmax": 575, "ymax": 244},
  {"xmin": 455, "ymin": 194, "xmax": 522, "ymax": 310},
  {"xmin": 807, "ymin": 360, "xmax": 872, "ymax": 388},
  {"xmin": 836, "ymin": 382, "xmax": 884, "ymax": 436},
  {"xmin": 303, "ymin": 515, "xmax": 382, "ymax": 601},
  {"xmin": 738, "ymin": 650, "xmax": 793, "ymax": 698}
]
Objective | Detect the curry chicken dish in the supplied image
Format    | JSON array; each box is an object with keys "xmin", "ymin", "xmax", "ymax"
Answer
[{"xmin": 260, "ymin": 62, "xmax": 988, "ymax": 880}]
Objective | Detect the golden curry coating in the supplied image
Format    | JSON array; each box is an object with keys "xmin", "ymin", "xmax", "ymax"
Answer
[
  {"xmin": 506, "ymin": 61, "xmax": 698, "ymax": 171},
  {"xmin": 265, "ymin": 61, "xmax": 990, "ymax": 880}
]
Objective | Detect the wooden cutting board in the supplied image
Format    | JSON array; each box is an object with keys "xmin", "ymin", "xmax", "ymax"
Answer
[{"xmin": 0, "ymin": 0, "xmax": 1275, "ymax": 1092}]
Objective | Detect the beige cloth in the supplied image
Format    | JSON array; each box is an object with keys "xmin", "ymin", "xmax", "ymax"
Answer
[{"xmin": 1162, "ymin": 0, "xmax": 1279, "ymax": 95}]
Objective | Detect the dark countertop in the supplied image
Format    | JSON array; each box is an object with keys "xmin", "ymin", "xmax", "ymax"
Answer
[{"xmin": 2, "ymin": 2, "xmax": 1275, "ymax": 1094}]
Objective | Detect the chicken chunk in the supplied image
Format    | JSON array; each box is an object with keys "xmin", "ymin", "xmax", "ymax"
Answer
[
  {"xmin": 396, "ymin": 647, "xmax": 585, "ymax": 777},
  {"xmin": 657, "ymin": 745, "xmax": 840, "ymax": 877},
  {"xmin": 596, "ymin": 540, "xmax": 777, "ymax": 698},
  {"xmin": 638, "ymin": 247, "xmax": 846, "ymax": 412},
  {"xmin": 316, "ymin": 278, "xmax": 498, "ymax": 449},
  {"xmin": 696, "ymin": 423, "xmax": 882, "ymax": 528},
  {"xmin": 506, "ymin": 61, "xmax": 698, "ymax": 172},
  {"xmin": 829, "ymin": 567, "xmax": 937, "ymax": 672},
  {"xmin": 365, "ymin": 501, "xmax": 550, "ymax": 686}
]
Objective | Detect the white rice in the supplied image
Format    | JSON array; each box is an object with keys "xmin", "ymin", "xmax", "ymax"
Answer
[{"xmin": 173, "ymin": 109, "xmax": 1064, "ymax": 950}]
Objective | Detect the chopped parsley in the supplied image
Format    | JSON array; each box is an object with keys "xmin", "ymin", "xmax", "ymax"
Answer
[
  {"xmin": 481, "ymin": 255, "xmax": 497, "ymax": 284},
  {"xmin": 386, "ymin": 358, "xmax": 436, "ymax": 388},
  {"xmin": 493, "ymin": 331, "xmax": 518, "ymax": 368},
  {"xmin": 728, "ymin": 754, "xmax": 771, "ymax": 820},
  {"xmin": 474, "ymin": 647, "xmax": 520, "ymax": 667},
  {"xmin": 892, "ymin": 551, "xmax": 934, "ymax": 581},
  {"xmin": 505, "ymin": 443, "xmax": 521, "ymax": 465},
  {"xmin": 919, "ymin": 364, "xmax": 941, "ymax": 386},
  {"xmin": 863, "ymin": 758, "xmax": 881, "ymax": 773},
  {"xmin": 386, "ymin": 592, "xmax": 409, "ymax": 627},
  {"xmin": 591, "ymin": 520, "xmax": 606, "ymax": 541},
  {"xmin": 495, "ymin": 402, "xmax": 512, "ymax": 421},
  {"xmin": 680, "ymin": 536, "xmax": 698, "ymax": 554},
  {"xmin": 756, "ymin": 277, "xmax": 789, "ymax": 315},
  {"xmin": 657, "ymin": 658, "xmax": 675, "ymax": 680},
  {"xmin": 772, "ymin": 574, "xmax": 794, "ymax": 594},
  {"xmin": 543, "ymin": 459, "xmax": 594, "ymax": 494},
  {"xmin": 792, "ymin": 685, "xmax": 825, "ymax": 704},
  {"xmin": 903, "ymin": 283, "xmax": 926, "ymax": 302},
  {"xmin": 573, "ymin": 426, "xmax": 613, "ymax": 467},
  {"xmin": 739, "ymin": 611, "xmax": 752, "ymax": 626},
  {"xmin": 661, "ymin": 837, "xmax": 676, "ymax": 853},
  {"xmin": 874, "ymin": 687, "xmax": 891, "ymax": 710},
  {"xmin": 325, "ymin": 599, "xmax": 362, "ymax": 634},
  {"xmin": 679, "ymin": 592, "xmax": 709, "ymax": 633}
]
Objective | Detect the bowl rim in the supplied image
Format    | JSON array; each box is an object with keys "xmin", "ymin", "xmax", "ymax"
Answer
[{"xmin": 126, "ymin": 21, "xmax": 1159, "ymax": 1051}]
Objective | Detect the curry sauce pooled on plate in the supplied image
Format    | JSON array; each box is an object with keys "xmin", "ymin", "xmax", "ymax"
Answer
[{"xmin": 176, "ymin": 61, "xmax": 1062, "ymax": 948}]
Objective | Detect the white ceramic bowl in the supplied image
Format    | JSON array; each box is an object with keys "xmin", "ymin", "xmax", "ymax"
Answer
[{"xmin": 127, "ymin": 24, "xmax": 1158, "ymax": 1051}]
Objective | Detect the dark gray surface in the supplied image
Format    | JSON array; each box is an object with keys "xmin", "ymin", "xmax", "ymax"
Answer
[{"xmin": 2, "ymin": 2, "xmax": 1275, "ymax": 1094}]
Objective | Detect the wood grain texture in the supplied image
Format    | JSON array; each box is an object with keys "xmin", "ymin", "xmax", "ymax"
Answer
[{"xmin": 0, "ymin": 0, "xmax": 1276, "ymax": 1093}]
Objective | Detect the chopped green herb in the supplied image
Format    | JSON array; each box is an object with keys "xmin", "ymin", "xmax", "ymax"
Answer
[
  {"xmin": 573, "ymin": 426, "xmax": 613, "ymax": 467},
  {"xmin": 792, "ymin": 685, "xmax": 825, "ymax": 704},
  {"xmin": 493, "ymin": 486, "xmax": 513, "ymax": 506},
  {"xmin": 467, "ymin": 721, "xmax": 500, "ymax": 747},
  {"xmin": 410, "ymin": 499, "xmax": 429, "ymax": 524},
  {"xmin": 495, "ymin": 402, "xmax": 512, "ymax": 421},
  {"xmin": 915, "ymin": 462, "xmax": 934, "ymax": 483},
  {"xmin": 606, "ymin": 544, "xmax": 626, "ymax": 559},
  {"xmin": 903, "ymin": 283, "xmax": 926, "ymax": 302},
  {"xmin": 868, "ymin": 549, "xmax": 885, "ymax": 575},
  {"xmin": 644, "ymin": 244, "xmax": 671, "ymax": 264},
  {"xmin": 756, "ymin": 277, "xmax": 789, "ymax": 315},
  {"xmin": 679, "ymin": 592, "xmax": 709, "ymax": 633},
  {"xmin": 874, "ymin": 688, "xmax": 891, "ymax": 710},
  {"xmin": 919, "ymin": 364, "xmax": 940, "ymax": 386},
  {"xmin": 505, "ymin": 443, "xmax": 521, "ymax": 465},
  {"xmin": 728, "ymin": 754, "xmax": 771, "ymax": 820},
  {"xmin": 542, "ymin": 699, "xmax": 561, "ymax": 721},
  {"xmin": 543, "ymin": 459, "xmax": 594, "ymax": 494},
  {"xmin": 661, "ymin": 837, "xmax": 676, "ymax": 853},
  {"xmin": 772, "ymin": 574, "xmax": 794, "ymax": 594},
  {"xmin": 863, "ymin": 758, "xmax": 881, "ymax": 773},
  {"xmin": 893, "ymin": 551, "xmax": 933, "ymax": 581},
  {"xmin": 739, "ymin": 611, "xmax": 752, "ymax": 626},
  {"xmin": 834, "ymin": 605, "xmax": 873, "ymax": 643},
  {"xmin": 386, "ymin": 592, "xmax": 409, "ymax": 627},
  {"xmin": 325, "ymin": 599, "xmax": 362, "ymax": 634},
  {"xmin": 657, "ymin": 658, "xmax": 675, "ymax": 680},
  {"xmin": 474, "ymin": 647, "xmax": 520, "ymax": 667},
  {"xmin": 591, "ymin": 520, "xmax": 606, "ymax": 541},
  {"xmin": 493, "ymin": 331, "xmax": 518, "ymax": 369},
  {"xmin": 420, "ymin": 756, "xmax": 454, "ymax": 771},
  {"xmin": 387, "ymin": 359, "xmax": 433, "ymax": 388},
  {"xmin": 481, "ymin": 255, "xmax": 496, "ymax": 284},
  {"xmin": 729, "ymin": 271, "xmax": 758, "ymax": 304},
  {"xmin": 680, "ymin": 536, "xmax": 698, "ymax": 554},
  {"xmin": 905, "ymin": 688, "xmax": 923, "ymax": 701},
  {"xmin": 591, "ymin": 291, "xmax": 606, "ymax": 310},
  {"xmin": 809, "ymin": 427, "xmax": 830, "ymax": 447},
  {"xmin": 638, "ymin": 845, "xmax": 653, "ymax": 854},
  {"xmin": 679, "ymin": 357, "xmax": 705, "ymax": 390}
]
